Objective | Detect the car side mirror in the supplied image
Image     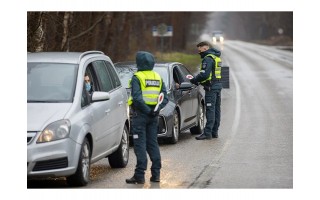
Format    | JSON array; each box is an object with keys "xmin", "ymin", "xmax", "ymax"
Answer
[
  {"xmin": 91, "ymin": 91, "xmax": 111, "ymax": 102},
  {"xmin": 179, "ymin": 82, "xmax": 193, "ymax": 91}
]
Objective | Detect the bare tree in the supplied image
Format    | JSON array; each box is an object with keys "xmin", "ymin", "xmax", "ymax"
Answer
[
  {"xmin": 27, "ymin": 12, "xmax": 210, "ymax": 59},
  {"xmin": 61, "ymin": 12, "xmax": 73, "ymax": 51},
  {"xmin": 27, "ymin": 12, "xmax": 46, "ymax": 52}
]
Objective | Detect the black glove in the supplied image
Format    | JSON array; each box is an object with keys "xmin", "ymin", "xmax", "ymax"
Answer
[
  {"xmin": 149, "ymin": 110, "xmax": 159, "ymax": 117},
  {"xmin": 190, "ymin": 78, "xmax": 197, "ymax": 85}
]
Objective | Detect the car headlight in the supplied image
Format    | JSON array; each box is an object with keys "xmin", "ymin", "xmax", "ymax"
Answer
[{"xmin": 37, "ymin": 119, "xmax": 71, "ymax": 143}]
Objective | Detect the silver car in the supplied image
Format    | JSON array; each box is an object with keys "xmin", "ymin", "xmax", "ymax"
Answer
[{"xmin": 27, "ymin": 51, "xmax": 130, "ymax": 186}]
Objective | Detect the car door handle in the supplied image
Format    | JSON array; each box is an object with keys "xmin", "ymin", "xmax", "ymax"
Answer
[
  {"xmin": 118, "ymin": 101, "xmax": 123, "ymax": 106},
  {"xmin": 105, "ymin": 108, "xmax": 111, "ymax": 114}
]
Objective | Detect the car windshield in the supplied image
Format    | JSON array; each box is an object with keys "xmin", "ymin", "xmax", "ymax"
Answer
[
  {"xmin": 153, "ymin": 66, "xmax": 169, "ymax": 89},
  {"xmin": 116, "ymin": 66, "xmax": 137, "ymax": 88},
  {"xmin": 115, "ymin": 64, "xmax": 169, "ymax": 89},
  {"xmin": 213, "ymin": 31, "xmax": 223, "ymax": 36},
  {"xmin": 27, "ymin": 63, "xmax": 78, "ymax": 102}
]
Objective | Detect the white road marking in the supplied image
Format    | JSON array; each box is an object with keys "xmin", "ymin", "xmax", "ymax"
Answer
[{"xmin": 212, "ymin": 57, "xmax": 241, "ymax": 163}]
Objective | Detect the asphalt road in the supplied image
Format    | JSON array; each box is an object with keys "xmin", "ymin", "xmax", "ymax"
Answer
[
  {"xmin": 27, "ymin": 40, "xmax": 293, "ymax": 189},
  {"xmin": 194, "ymin": 41, "xmax": 293, "ymax": 188}
]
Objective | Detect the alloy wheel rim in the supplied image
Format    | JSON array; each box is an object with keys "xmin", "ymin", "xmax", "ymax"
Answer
[
  {"xmin": 173, "ymin": 112, "xmax": 179, "ymax": 140},
  {"xmin": 122, "ymin": 129, "xmax": 129, "ymax": 162},
  {"xmin": 81, "ymin": 143, "xmax": 90, "ymax": 181},
  {"xmin": 199, "ymin": 106, "xmax": 204, "ymax": 130}
]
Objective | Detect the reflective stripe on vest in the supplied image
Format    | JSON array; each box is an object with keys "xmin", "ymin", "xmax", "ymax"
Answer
[
  {"xmin": 200, "ymin": 54, "xmax": 222, "ymax": 83},
  {"xmin": 128, "ymin": 71, "xmax": 162, "ymax": 106},
  {"xmin": 128, "ymin": 79, "xmax": 133, "ymax": 105}
]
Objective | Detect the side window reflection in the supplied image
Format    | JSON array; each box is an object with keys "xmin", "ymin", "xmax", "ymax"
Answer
[
  {"xmin": 93, "ymin": 60, "xmax": 113, "ymax": 92},
  {"xmin": 81, "ymin": 65, "xmax": 95, "ymax": 108}
]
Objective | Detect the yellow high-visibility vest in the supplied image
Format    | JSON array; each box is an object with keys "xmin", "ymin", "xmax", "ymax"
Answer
[
  {"xmin": 128, "ymin": 71, "xmax": 162, "ymax": 106},
  {"xmin": 200, "ymin": 54, "xmax": 222, "ymax": 83}
]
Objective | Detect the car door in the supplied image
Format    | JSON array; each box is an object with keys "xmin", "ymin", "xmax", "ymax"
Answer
[
  {"xmin": 172, "ymin": 65, "xmax": 194, "ymax": 128},
  {"xmin": 104, "ymin": 61, "xmax": 126, "ymax": 141},
  {"xmin": 90, "ymin": 60, "xmax": 118, "ymax": 156},
  {"xmin": 177, "ymin": 64, "xmax": 199, "ymax": 125}
]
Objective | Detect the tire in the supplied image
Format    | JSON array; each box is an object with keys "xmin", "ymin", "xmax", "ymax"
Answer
[
  {"xmin": 108, "ymin": 125, "xmax": 129, "ymax": 168},
  {"xmin": 168, "ymin": 110, "xmax": 180, "ymax": 144},
  {"xmin": 66, "ymin": 137, "xmax": 91, "ymax": 187},
  {"xmin": 190, "ymin": 103, "xmax": 205, "ymax": 135}
]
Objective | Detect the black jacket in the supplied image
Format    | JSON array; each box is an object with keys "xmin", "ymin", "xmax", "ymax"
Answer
[{"xmin": 192, "ymin": 48, "xmax": 222, "ymax": 90}]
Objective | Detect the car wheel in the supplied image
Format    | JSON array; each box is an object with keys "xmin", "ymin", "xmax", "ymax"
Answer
[
  {"xmin": 190, "ymin": 103, "xmax": 205, "ymax": 135},
  {"xmin": 66, "ymin": 137, "xmax": 91, "ymax": 186},
  {"xmin": 108, "ymin": 125, "xmax": 129, "ymax": 168},
  {"xmin": 168, "ymin": 110, "xmax": 180, "ymax": 144}
]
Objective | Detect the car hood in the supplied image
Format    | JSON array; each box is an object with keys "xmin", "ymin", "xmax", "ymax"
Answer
[{"xmin": 27, "ymin": 103, "xmax": 72, "ymax": 131}]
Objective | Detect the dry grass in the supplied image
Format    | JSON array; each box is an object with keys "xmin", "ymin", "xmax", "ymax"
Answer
[{"xmin": 155, "ymin": 51, "xmax": 201, "ymax": 73}]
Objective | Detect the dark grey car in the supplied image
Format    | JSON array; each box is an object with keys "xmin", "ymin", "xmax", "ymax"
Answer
[{"xmin": 115, "ymin": 62, "xmax": 205, "ymax": 144}]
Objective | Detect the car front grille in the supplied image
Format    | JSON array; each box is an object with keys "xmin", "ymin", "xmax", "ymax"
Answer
[
  {"xmin": 158, "ymin": 116, "xmax": 167, "ymax": 134},
  {"xmin": 32, "ymin": 157, "xmax": 68, "ymax": 171},
  {"xmin": 27, "ymin": 132, "xmax": 37, "ymax": 144}
]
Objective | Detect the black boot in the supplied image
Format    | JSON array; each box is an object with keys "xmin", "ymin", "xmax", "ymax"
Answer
[
  {"xmin": 195, "ymin": 133, "xmax": 212, "ymax": 140},
  {"xmin": 125, "ymin": 176, "xmax": 145, "ymax": 184},
  {"xmin": 150, "ymin": 176, "xmax": 160, "ymax": 182}
]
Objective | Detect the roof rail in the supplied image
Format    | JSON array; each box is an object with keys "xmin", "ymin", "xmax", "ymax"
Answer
[{"xmin": 78, "ymin": 51, "xmax": 104, "ymax": 63}]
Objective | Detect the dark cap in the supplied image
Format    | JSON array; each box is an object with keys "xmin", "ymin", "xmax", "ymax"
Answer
[{"xmin": 196, "ymin": 41, "xmax": 210, "ymax": 47}]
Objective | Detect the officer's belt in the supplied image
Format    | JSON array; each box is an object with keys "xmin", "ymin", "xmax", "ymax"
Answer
[{"xmin": 201, "ymin": 79, "xmax": 221, "ymax": 86}]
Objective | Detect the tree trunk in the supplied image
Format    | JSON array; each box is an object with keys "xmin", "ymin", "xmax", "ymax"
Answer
[
  {"xmin": 61, "ymin": 12, "xmax": 73, "ymax": 51},
  {"xmin": 27, "ymin": 12, "xmax": 46, "ymax": 52}
]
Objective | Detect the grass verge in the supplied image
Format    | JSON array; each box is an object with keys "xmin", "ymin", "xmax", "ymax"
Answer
[{"xmin": 155, "ymin": 52, "xmax": 200, "ymax": 73}]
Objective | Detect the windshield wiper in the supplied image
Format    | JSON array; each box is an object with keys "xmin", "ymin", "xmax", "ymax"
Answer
[{"xmin": 27, "ymin": 100, "xmax": 60, "ymax": 103}]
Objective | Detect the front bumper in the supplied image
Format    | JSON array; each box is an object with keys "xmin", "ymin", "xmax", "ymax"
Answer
[{"xmin": 27, "ymin": 134, "xmax": 81, "ymax": 178}]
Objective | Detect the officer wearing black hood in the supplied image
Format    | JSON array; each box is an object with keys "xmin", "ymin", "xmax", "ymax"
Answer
[
  {"xmin": 190, "ymin": 41, "xmax": 222, "ymax": 140},
  {"xmin": 126, "ymin": 51, "xmax": 168, "ymax": 184}
]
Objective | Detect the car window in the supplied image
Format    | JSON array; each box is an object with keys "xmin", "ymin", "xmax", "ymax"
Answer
[
  {"xmin": 213, "ymin": 31, "xmax": 223, "ymax": 36},
  {"xmin": 81, "ymin": 64, "xmax": 96, "ymax": 107},
  {"xmin": 177, "ymin": 64, "xmax": 192, "ymax": 82},
  {"xmin": 27, "ymin": 62, "xmax": 77, "ymax": 102},
  {"xmin": 115, "ymin": 66, "xmax": 136, "ymax": 88},
  {"xmin": 105, "ymin": 61, "xmax": 121, "ymax": 88},
  {"xmin": 81, "ymin": 86, "xmax": 91, "ymax": 107},
  {"xmin": 115, "ymin": 64, "xmax": 169, "ymax": 89},
  {"xmin": 153, "ymin": 66, "xmax": 169, "ymax": 89},
  {"xmin": 173, "ymin": 66, "xmax": 184, "ymax": 84},
  {"xmin": 92, "ymin": 60, "xmax": 114, "ymax": 92},
  {"xmin": 84, "ymin": 64, "xmax": 97, "ymax": 93}
]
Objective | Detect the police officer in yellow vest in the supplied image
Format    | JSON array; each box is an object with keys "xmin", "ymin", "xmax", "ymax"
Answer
[
  {"xmin": 126, "ymin": 51, "xmax": 168, "ymax": 184},
  {"xmin": 190, "ymin": 41, "xmax": 222, "ymax": 140}
]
